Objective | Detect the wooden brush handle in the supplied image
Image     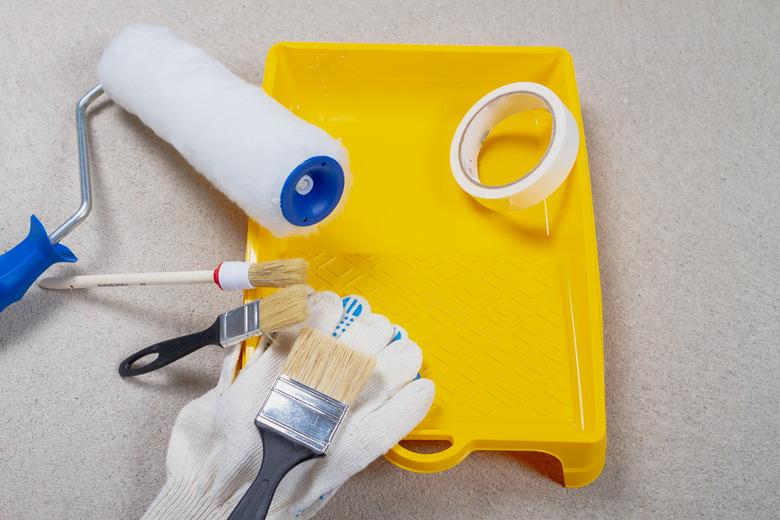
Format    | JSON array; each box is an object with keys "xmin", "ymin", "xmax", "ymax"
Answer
[
  {"xmin": 228, "ymin": 427, "xmax": 323, "ymax": 520},
  {"xmin": 38, "ymin": 271, "xmax": 215, "ymax": 289}
]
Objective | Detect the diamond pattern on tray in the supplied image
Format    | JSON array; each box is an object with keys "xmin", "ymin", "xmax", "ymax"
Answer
[{"xmin": 303, "ymin": 252, "xmax": 577, "ymax": 431}]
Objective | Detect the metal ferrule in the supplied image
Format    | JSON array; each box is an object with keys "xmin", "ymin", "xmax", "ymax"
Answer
[
  {"xmin": 219, "ymin": 300, "xmax": 262, "ymax": 346},
  {"xmin": 256, "ymin": 375, "xmax": 348, "ymax": 455}
]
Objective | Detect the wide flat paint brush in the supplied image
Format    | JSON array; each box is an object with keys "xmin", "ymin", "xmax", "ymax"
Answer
[{"xmin": 228, "ymin": 327, "xmax": 376, "ymax": 520}]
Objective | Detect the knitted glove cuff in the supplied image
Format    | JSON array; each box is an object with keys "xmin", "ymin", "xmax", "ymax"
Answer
[{"xmin": 141, "ymin": 479, "xmax": 229, "ymax": 520}]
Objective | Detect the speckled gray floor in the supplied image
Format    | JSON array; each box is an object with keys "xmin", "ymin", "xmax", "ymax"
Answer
[{"xmin": 1, "ymin": 1, "xmax": 778, "ymax": 519}]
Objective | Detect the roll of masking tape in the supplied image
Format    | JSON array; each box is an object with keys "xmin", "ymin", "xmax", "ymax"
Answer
[{"xmin": 450, "ymin": 82, "xmax": 580, "ymax": 210}]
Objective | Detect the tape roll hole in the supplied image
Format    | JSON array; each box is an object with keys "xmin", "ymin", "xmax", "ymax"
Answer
[{"xmin": 476, "ymin": 109, "xmax": 553, "ymax": 187}]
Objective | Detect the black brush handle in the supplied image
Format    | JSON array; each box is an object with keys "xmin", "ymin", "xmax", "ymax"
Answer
[
  {"xmin": 229, "ymin": 427, "xmax": 323, "ymax": 520},
  {"xmin": 118, "ymin": 318, "xmax": 221, "ymax": 377}
]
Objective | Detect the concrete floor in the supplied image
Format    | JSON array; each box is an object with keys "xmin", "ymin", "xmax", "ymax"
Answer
[{"xmin": 0, "ymin": 1, "xmax": 777, "ymax": 518}]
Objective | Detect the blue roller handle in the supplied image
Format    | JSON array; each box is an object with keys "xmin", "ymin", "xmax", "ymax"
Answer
[{"xmin": 0, "ymin": 215, "xmax": 77, "ymax": 313}]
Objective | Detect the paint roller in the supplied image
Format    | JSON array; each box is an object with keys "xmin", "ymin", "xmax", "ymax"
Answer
[{"xmin": 0, "ymin": 24, "xmax": 349, "ymax": 313}]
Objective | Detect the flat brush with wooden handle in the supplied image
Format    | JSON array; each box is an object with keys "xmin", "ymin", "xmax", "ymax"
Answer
[{"xmin": 37, "ymin": 259, "xmax": 307, "ymax": 291}]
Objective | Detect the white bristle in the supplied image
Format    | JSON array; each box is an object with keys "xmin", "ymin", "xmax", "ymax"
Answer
[
  {"xmin": 283, "ymin": 328, "xmax": 376, "ymax": 405},
  {"xmin": 249, "ymin": 259, "xmax": 308, "ymax": 287},
  {"xmin": 259, "ymin": 285, "xmax": 310, "ymax": 331},
  {"xmin": 97, "ymin": 23, "xmax": 350, "ymax": 237}
]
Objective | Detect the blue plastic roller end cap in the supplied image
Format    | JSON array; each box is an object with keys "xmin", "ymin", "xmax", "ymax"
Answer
[
  {"xmin": 0, "ymin": 215, "xmax": 77, "ymax": 313},
  {"xmin": 280, "ymin": 156, "xmax": 345, "ymax": 227}
]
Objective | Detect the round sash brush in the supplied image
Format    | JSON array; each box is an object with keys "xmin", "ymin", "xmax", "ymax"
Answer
[{"xmin": 37, "ymin": 259, "xmax": 307, "ymax": 291}]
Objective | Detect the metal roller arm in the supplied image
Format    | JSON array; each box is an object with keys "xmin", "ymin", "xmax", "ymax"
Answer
[{"xmin": 48, "ymin": 84, "xmax": 104, "ymax": 245}]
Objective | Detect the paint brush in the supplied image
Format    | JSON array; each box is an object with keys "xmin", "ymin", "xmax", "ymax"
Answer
[
  {"xmin": 38, "ymin": 259, "xmax": 308, "ymax": 290},
  {"xmin": 119, "ymin": 285, "xmax": 309, "ymax": 377},
  {"xmin": 228, "ymin": 327, "xmax": 375, "ymax": 520}
]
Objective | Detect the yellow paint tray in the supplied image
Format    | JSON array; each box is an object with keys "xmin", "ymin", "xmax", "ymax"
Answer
[{"xmin": 242, "ymin": 43, "xmax": 605, "ymax": 487}]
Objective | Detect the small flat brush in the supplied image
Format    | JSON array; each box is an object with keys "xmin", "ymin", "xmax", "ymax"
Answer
[
  {"xmin": 38, "ymin": 259, "xmax": 308, "ymax": 291},
  {"xmin": 228, "ymin": 328, "xmax": 375, "ymax": 520},
  {"xmin": 119, "ymin": 285, "xmax": 309, "ymax": 377}
]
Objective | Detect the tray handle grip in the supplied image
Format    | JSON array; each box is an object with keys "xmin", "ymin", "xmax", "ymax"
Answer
[{"xmin": 384, "ymin": 437, "xmax": 470, "ymax": 473}]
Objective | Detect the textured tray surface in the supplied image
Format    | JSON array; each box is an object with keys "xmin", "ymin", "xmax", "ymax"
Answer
[
  {"xmin": 244, "ymin": 43, "xmax": 605, "ymax": 486},
  {"xmin": 308, "ymin": 253, "xmax": 574, "ymax": 424}
]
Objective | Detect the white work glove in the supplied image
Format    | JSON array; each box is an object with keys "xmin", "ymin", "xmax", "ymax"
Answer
[{"xmin": 142, "ymin": 290, "xmax": 435, "ymax": 520}]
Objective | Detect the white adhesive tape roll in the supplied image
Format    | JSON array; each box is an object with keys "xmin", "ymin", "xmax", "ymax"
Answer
[{"xmin": 450, "ymin": 82, "xmax": 580, "ymax": 210}]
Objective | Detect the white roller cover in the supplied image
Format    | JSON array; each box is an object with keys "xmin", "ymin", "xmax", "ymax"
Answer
[{"xmin": 98, "ymin": 23, "xmax": 349, "ymax": 237}]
